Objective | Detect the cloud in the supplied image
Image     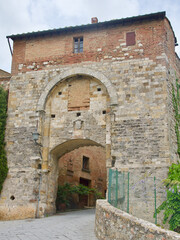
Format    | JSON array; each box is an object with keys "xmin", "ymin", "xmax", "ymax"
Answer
[
  {"xmin": 0, "ymin": 0, "xmax": 49, "ymax": 72},
  {"xmin": 50, "ymin": 0, "xmax": 139, "ymax": 25},
  {"xmin": 138, "ymin": 0, "xmax": 180, "ymax": 55},
  {"xmin": 0, "ymin": 0, "xmax": 179, "ymax": 72}
]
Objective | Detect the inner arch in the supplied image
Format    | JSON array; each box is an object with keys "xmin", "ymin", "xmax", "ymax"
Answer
[
  {"xmin": 51, "ymin": 139, "xmax": 104, "ymax": 160},
  {"xmin": 37, "ymin": 67, "xmax": 118, "ymax": 111}
]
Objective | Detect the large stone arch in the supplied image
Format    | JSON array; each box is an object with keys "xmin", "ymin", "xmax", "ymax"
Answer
[
  {"xmin": 37, "ymin": 68, "xmax": 114, "ymax": 216},
  {"xmin": 37, "ymin": 67, "xmax": 118, "ymax": 111}
]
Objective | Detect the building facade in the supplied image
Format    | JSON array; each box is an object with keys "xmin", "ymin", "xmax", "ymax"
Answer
[
  {"xmin": 0, "ymin": 11, "xmax": 180, "ymax": 221},
  {"xmin": 0, "ymin": 69, "xmax": 11, "ymax": 90}
]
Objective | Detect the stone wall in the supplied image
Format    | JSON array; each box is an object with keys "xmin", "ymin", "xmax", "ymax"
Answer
[
  {"xmin": 0, "ymin": 56, "xmax": 178, "ymax": 220},
  {"xmin": 95, "ymin": 200, "xmax": 180, "ymax": 240}
]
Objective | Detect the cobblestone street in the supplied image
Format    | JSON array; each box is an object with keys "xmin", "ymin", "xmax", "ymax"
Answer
[{"xmin": 0, "ymin": 209, "xmax": 98, "ymax": 240}]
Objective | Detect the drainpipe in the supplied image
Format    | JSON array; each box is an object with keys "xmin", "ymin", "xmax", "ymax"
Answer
[
  {"xmin": 32, "ymin": 130, "xmax": 43, "ymax": 218},
  {"xmin": 6, "ymin": 37, "xmax": 13, "ymax": 56},
  {"xmin": 36, "ymin": 167, "xmax": 42, "ymax": 218},
  {"xmin": 36, "ymin": 148, "xmax": 43, "ymax": 218}
]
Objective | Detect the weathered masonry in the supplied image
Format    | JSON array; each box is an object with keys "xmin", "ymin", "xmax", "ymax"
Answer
[{"xmin": 0, "ymin": 11, "xmax": 180, "ymax": 221}]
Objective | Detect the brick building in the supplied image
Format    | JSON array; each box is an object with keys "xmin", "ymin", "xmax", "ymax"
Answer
[
  {"xmin": 0, "ymin": 11, "xmax": 180, "ymax": 221},
  {"xmin": 57, "ymin": 146, "xmax": 106, "ymax": 208},
  {"xmin": 0, "ymin": 69, "xmax": 11, "ymax": 90}
]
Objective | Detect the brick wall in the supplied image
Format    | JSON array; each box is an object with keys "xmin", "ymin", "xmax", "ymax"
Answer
[
  {"xmin": 11, "ymin": 18, "xmax": 171, "ymax": 75},
  {"xmin": 58, "ymin": 146, "xmax": 106, "ymax": 207}
]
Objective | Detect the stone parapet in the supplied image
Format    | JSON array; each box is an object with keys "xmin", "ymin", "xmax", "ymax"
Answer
[{"xmin": 95, "ymin": 200, "xmax": 180, "ymax": 240}]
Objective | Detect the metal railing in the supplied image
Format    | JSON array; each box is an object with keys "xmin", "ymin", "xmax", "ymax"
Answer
[{"xmin": 108, "ymin": 168, "xmax": 159, "ymax": 224}]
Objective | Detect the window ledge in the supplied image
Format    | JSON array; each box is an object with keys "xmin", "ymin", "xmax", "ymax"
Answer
[{"xmin": 82, "ymin": 168, "xmax": 90, "ymax": 173}]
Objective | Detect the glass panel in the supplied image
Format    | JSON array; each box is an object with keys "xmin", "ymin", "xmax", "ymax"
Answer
[
  {"xmin": 74, "ymin": 37, "xmax": 83, "ymax": 53},
  {"xmin": 74, "ymin": 48, "xmax": 78, "ymax": 53},
  {"xmin": 80, "ymin": 40, "xmax": 83, "ymax": 52}
]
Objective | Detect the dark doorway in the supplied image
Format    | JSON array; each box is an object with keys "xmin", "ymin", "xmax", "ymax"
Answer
[{"xmin": 79, "ymin": 178, "xmax": 91, "ymax": 207}]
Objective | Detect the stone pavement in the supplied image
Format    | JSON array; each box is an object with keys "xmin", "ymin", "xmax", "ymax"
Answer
[{"xmin": 0, "ymin": 209, "xmax": 98, "ymax": 240}]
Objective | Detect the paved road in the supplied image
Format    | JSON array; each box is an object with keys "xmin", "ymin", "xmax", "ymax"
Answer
[{"xmin": 0, "ymin": 209, "xmax": 98, "ymax": 240}]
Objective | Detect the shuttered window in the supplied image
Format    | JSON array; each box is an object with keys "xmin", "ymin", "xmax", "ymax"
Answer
[{"xmin": 126, "ymin": 32, "xmax": 136, "ymax": 46}]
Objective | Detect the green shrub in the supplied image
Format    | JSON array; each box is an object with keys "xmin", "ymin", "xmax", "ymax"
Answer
[
  {"xmin": 56, "ymin": 182, "xmax": 103, "ymax": 208},
  {"xmin": 0, "ymin": 87, "xmax": 8, "ymax": 193},
  {"xmin": 156, "ymin": 163, "xmax": 180, "ymax": 232},
  {"xmin": 56, "ymin": 183, "xmax": 73, "ymax": 207}
]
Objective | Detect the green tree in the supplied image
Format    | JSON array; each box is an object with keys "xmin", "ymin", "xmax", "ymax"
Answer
[{"xmin": 0, "ymin": 87, "xmax": 8, "ymax": 193}]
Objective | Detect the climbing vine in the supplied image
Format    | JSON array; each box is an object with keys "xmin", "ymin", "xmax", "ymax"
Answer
[
  {"xmin": 0, "ymin": 86, "xmax": 8, "ymax": 193},
  {"xmin": 172, "ymin": 77, "xmax": 180, "ymax": 159},
  {"xmin": 155, "ymin": 76, "xmax": 180, "ymax": 233}
]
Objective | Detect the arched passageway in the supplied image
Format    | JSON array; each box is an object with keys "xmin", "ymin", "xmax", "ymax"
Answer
[{"xmin": 50, "ymin": 139, "xmax": 106, "ymax": 211}]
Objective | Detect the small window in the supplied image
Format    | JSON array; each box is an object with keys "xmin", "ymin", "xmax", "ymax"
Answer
[
  {"xmin": 97, "ymin": 88, "xmax": 101, "ymax": 91},
  {"xmin": 58, "ymin": 92, "xmax": 62, "ymax": 95},
  {"xmin": 82, "ymin": 156, "xmax": 89, "ymax": 171},
  {"xmin": 51, "ymin": 114, "xmax": 55, "ymax": 118},
  {"xmin": 77, "ymin": 112, "xmax": 81, "ymax": 117},
  {"xmin": 126, "ymin": 32, "xmax": 136, "ymax": 46},
  {"xmin": 74, "ymin": 37, "xmax": 83, "ymax": 53},
  {"xmin": 102, "ymin": 110, "xmax": 106, "ymax": 114}
]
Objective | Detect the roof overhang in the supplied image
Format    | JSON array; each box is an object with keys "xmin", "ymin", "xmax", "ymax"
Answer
[{"xmin": 7, "ymin": 11, "xmax": 167, "ymax": 41}]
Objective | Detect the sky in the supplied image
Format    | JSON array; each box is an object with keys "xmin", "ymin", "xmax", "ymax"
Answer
[{"xmin": 0, "ymin": 0, "xmax": 180, "ymax": 73}]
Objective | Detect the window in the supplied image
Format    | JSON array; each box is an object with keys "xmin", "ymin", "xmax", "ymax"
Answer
[
  {"xmin": 74, "ymin": 37, "xmax": 83, "ymax": 53},
  {"xmin": 126, "ymin": 32, "xmax": 136, "ymax": 46},
  {"xmin": 82, "ymin": 156, "xmax": 89, "ymax": 171}
]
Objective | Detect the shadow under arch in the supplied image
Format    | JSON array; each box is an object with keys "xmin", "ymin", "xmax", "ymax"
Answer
[
  {"xmin": 37, "ymin": 67, "xmax": 118, "ymax": 111},
  {"xmin": 50, "ymin": 139, "xmax": 105, "ymax": 160}
]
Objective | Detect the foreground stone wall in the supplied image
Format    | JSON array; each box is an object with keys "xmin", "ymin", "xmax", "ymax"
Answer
[{"xmin": 95, "ymin": 200, "xmax": 180, "ymax": 240}]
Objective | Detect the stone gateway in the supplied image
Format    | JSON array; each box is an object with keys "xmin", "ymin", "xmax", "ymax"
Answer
[{"xmin": 0, "ymin": 11, "xmax": 180, "ymax": 221}]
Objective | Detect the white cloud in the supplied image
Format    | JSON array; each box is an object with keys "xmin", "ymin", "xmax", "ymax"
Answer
[
  {"xmin": 0, "ymin": 0, "xmax": 50, "ymax": 72},
  {"xmin": 0, "ymin": 0, "xmax": 179, "ymax": 72},
  {"xmin": 50, "ymin": 0, "xmax": 139, "ymax": 25},
  {"xmin": 138, "ymin": 0, "xmax": 180, "ymax": 55}
]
